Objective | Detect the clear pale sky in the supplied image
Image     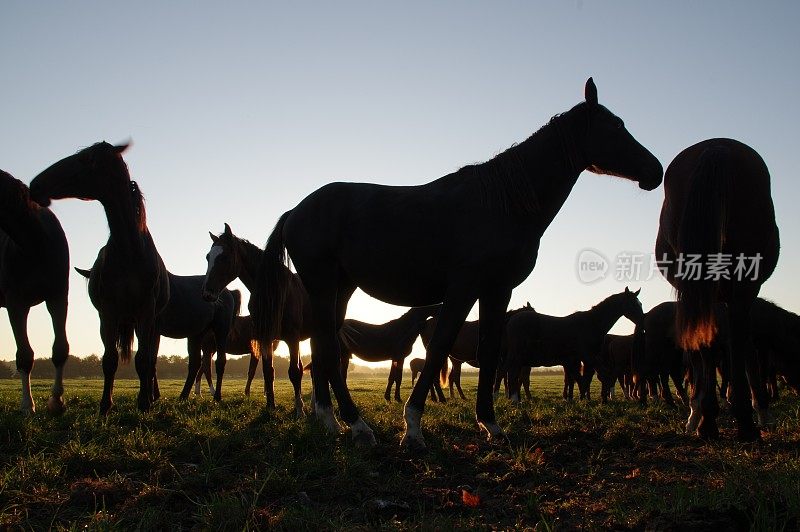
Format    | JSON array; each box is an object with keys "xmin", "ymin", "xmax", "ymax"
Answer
[{"xmin": 1, "ymin": 2, "xmax": 798, "ymax": 369}]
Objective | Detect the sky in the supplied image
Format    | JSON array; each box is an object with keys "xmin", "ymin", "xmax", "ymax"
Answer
[{"xmin": 1, "ymin": 2, "xmax": 799, "ymax": 370}]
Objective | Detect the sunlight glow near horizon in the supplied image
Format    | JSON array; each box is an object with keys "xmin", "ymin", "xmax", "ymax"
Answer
[{"xmin": 1, "ymin": 2, "xmax": 799, "ymax": 372}]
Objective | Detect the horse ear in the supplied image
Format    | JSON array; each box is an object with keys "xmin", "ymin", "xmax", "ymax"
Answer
[
  {"xmin": 114, "ymin": 141, "xmax": 131, "ymax": 154},
  {"xmin": 625, "ymin": 286, "xmax": 630, "ymax": 293},
  {"xmin": 634, "ymin": 288, "xmax": 641, "ymax": 296},
  {"xmin": 585, "ymin": 77, "xmax": 598, "ymax": 106},
  {"xmin": 209, "ymin": 231, "xmax": 220, "ymax": 244},
  {"xmin": 223, "ymin": 223, "xmax": 233, "ymax": 237}
]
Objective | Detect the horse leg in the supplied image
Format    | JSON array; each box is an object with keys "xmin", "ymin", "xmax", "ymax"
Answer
[
  {"xmin": 524, "ymin": 369, "xmax": 532, "ymax": 400},
  {"xmin": 748, "ymin": 348, "xmax": 772, "ymax": 429},
  {"xmin": 45, "ymin": 297, "xmax": 69, "ymax": 415},
  {"xmin": 245, "ymin": 353, "xmax": 258, "ymax": 397},
  {"xmin": 8, "ymin": 306, "xmax": 35, "ymax": 415},
  {"xmin": 456, "ymin": 363, "xmax": 467, "ymax": 400},
  {"xmin": 288, "ymin": 341, "xmax": 304, "ymax": 417},
  {"xmin": 262, "ymin": 341, "xmax": 276, "ymax": 408},
  {"xmin": 433, "ymin": 375, "xmax": 446, "ymax": 403},
  {"xmin": 134, "ymin": 322, "xmax": 158, "ymax": 412},
  {"xmin": 306, "ymin": 277, "xmax": 374, "ymax": 445},
  {"xmin": 403, "ymin": 289, "xmax": 476, "ymax": 451},
  {"xmin": 474, "ymin": 290, "xmax": 512, "ymax": 440},
  {"xmin": 98, "ymin": 318, "xmax": 120, "ymax": 415},
  {"xmin": 384, "ymin": 362, "xmax": 396, "ymax": 402},
  {"xmin": 728, "ymin": 301, "xmax": 761, "ymax": 441},
  {"xmin": 696, "ymin": 346, "xmax": 720, "ymax": 439},
  {"xmin": 394, "ymin": 360, "xmax": 403, "ymax": 402},
  {"xmin": 180, "ymin": 336, "xmax": 202, "ymax": 399},
  {"xmin": 660, "ymin": 370, "xmax": 676, "ymax": 407},
  {"xmin": 212, "ymin": 328, "xmax": 228, "ymax": 403},
  {"xmin": 686, "ymin": 350, "xmax": 703, "ymax": 434},
  {"xmin": 200, "ymin": 349, "xmax": 215, "ymax": 396}
]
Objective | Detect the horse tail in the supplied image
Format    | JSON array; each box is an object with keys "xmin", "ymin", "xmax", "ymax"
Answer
[
  {"xmin": 675, "ymin": 146, "xmax": 731, "ymax": 351},
  {"xmin": 74, "ymin": 267, "xmax": 91, "ymax": 279},
  {"xmin": 230, "ymin": 289, "xmax": 242, "ymax": 318},
  {"xmin": 117, "ymin": 322, "xmax": 135, "ymax": 363},
  {"xmin": 440, "ymin": 357, "xmax": 449, "ymax": 387},
  {"xmin": 253, "ymin": 210, "xmax": 292, "ymax": 359}
]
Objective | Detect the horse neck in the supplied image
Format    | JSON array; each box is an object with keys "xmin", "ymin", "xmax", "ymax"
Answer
[
  {"xmin": 523, "ymin": 112, "xmax": 587, "ymax": 227},
  {"xmin": 236, "ymin": 239, "xmax": 264, "ymax": 291},
  {"xmin": 582, "ymin": 296, "xmax": 627, "ymax": 336},
  {"xmin": 100, "ymin": 187, "xmax": 146, "ymax": 258},
  {"xmin": 470, "ymin": 110, "xmax": 586, "ymax": 227}
]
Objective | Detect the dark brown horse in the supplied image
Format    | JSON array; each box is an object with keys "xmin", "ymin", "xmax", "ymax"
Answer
[
  {"xmin": 76, "ymin": 266, "xmax": 238, "ymax": 401},
  {"xmin": 0, "ymin": 170, "xmax": 70, "ymax": 415},
  {"xmin": 195, "ymin": 318, "xmax": 279, "ymax": 398},
  {"xmin": 595, "ymin": 334, "xmax": 633, "ymax": 403},
  {"xmin": 255, "ymin": 78, "xmax": 662, "ymax": 449},
  {"xmin": 750, "ymin": 298, "xmax": 800, "ymax": 397},
  {"xmin": 656, "ymin": 138, "xmax": 779, "ymax": 440},
  {"xmin": 636, "ymin": 302, "xmax": 690, "ymax": 406},
  {"xmin": 30, "ymin": 142, "xmax": 170, "ymax": 414},
  {"xmin": 338, "ymin": 305, "xmax": 440, "ymax": 402},
  {"xmin": 421, "ymin": 304, "xmax": 533, "ymax": 400},
  {"xmin": 505, "ymin": 288, "xmax": 644, "ymax": 403},
  {"xmin": 409, "ymin": 357, "xmax": 446, "ymax": 402},
  {"xmin": 202, "ymin": 224, "xmax": 310, "ymax": 416}
]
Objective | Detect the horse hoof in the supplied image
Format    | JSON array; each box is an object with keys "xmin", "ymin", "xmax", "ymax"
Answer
[
  {"xmin": 21, "ymin": 405, "xmax": 35, "ymax": 417},
  {"xmin": 351, "ymin": 418, "xmax": 377, "ymax": 447},
  {"xmin": 394, "ymin": 396, "xmax": 402, "ymax": 404},
  {"xmin": 315, "ymin": 405, "xmax": 343, "ymax": 434},
  {"xmin": 47, "ymin": 396, "xmax": 66, "ymax": 415},
  {"xmin": 99, "ymin": 403, "xmax": 113, "ymax": 416},
  {"xmin": 697, "ymin": 422, "xmax": 720, "ymax": 441},
  {"xmin": 383, "ymin": 394, "xmax": 391, "ymax": 402},
  {"xmin": 478, "ymin": 421, "xmax": 508, "ymax": 443},
  {"xmin": 400, "ymin": 432, "xmax": 427, "ymax": 453}
]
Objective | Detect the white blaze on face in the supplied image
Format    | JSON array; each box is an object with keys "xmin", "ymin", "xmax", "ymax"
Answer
[{"xmin": 206, "ymin": 246, "xmax": 224, "ymax": 278}]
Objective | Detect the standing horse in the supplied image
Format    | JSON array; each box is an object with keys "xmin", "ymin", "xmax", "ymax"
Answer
[
  {"xmin": 338, "ymin": 305, "xmax": 440, "ymax": 402},
  {"xmin": 409, "ymin": 357, "xmax": 446, "ymax": 402},
  {"xmin": 75, "ymin": 266, "xmax": 237, "ymax": 401},
  {"xmin": 637, "ymin": 302, "xmax": 690, "ymax": 406},
  {"xmin": 195, "ymin": 316, "xmax": 273, "ymax": 398},
  {"xmin": 30, "ymin": 142, "xmax": 169, "ymax": 414},
  {"xmin": 201, "ymin": 224, "xmax": 309, "ymax": 416},
  {"xmin": 656, "ymin": 138, "xmax": 779, "ymax": 440},
  {"xmin": 0, "ymin": 170, "xmax": 70, "ymax": 415},
  {"xmin": 505, "ymin": 288, "xmax": 644, "ymax": 403},
  {"xmin": 255, "ymin": 78, "xmax": 662, "ymax": 449}
]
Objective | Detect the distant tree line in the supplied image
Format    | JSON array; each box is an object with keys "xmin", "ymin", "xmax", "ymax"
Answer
[{"xmin": 0, "ymin": 353, "xmax": 390, "ymax": 379}]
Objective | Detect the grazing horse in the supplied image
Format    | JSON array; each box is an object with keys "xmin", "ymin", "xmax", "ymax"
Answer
[
  {"xmin": 255, "ymin": 78, "xmax": 663, "ymax": 449},
  {"xmin": 505, "ymin": 288, "xmax": 644, "ymax": 403},
  {"xmin": 76, "ymin": 267, "xmax": 237, "ymax": 401},
  {"xmin": 0, "ymin": 170, "xmax": 70, "ymax": 415},
  {"xmin": 656, "ymin": 138, "xmax": 779, "ymax": 440},
  {"xmin": 201, "ymin": 224, "xmax": 309, "ymax": 416},
  {"xmin": 30, "ymin": 142, "xmax": 170, "ymax": 414},
  {"xmin": 338, "ymin": 305, "xmax": 441, "ymax": 402}
]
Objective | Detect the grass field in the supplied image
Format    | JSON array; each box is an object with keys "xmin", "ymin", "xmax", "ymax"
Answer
[{"xmin": 0, "ymin": 375, "xmax": 798, "ymax": 530}]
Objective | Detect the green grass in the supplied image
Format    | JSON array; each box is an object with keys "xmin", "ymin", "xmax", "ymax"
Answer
[{"xmin": 0, "ymin": 376, "xmax": 798, "ymax": 530}]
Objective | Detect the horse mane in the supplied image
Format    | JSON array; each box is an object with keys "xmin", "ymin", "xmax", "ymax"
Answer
[
  {"xmin": 460, "ymin": 111, "xmax": 573, "ymax": 216},
  {"xmin": 129, "ymin": 181, "xmax": 147, "ymax": 232}
]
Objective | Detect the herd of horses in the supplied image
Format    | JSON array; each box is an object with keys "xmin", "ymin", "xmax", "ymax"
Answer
[{"xmin": 1, "ymin": 78, "xmax": 790, "ymax": 450}]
